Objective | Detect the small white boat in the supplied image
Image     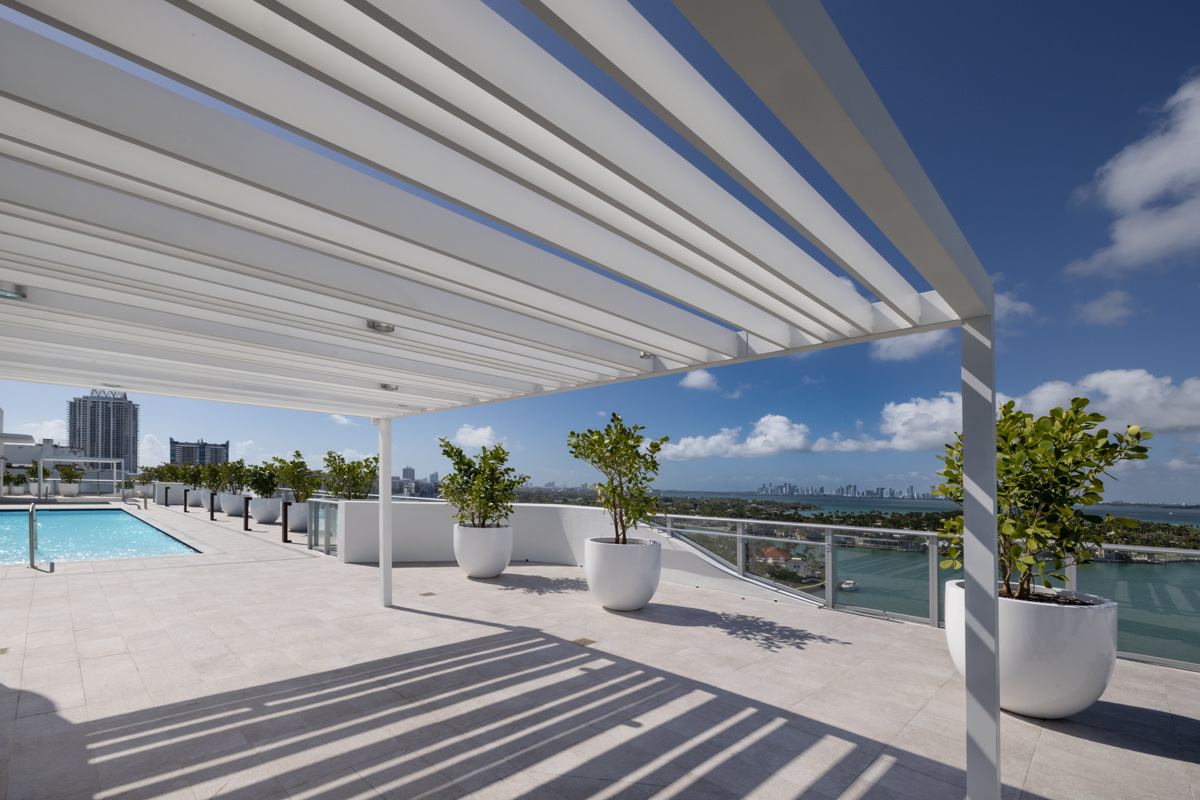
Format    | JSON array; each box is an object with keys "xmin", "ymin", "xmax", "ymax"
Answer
[{"xmin": 838, "ymin": 579, "xmax": 858, "ymax": 592}]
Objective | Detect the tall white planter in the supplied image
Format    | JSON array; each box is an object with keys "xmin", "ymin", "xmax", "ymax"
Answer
[
  {"xmin": 220, "ymin": 492, "xmax": 247, "ymax": 516},
  {"xmin": 945, "ymin": 580, "xmax": 1118, "ymax": 719},
  {"xmin": 287, "ymin": 500, "xmax": 309, "ymax": 533},
  {"xmin": 584, "ymin": 537, "xmax": 661, "ymax": 611},
  {"xmin": 186, "ymin": 489, "xmax": 205, "ymax": 507},
  {"xmin": 250, "ymin": 498, "xmax": 282, "ymax": 524},
  {"xmin": 453, "ymin": 525, "xmax": 513, "ymax": 578},
  {"xmin": 59, "ymin": 483, "xmax": 80, "ymax": 497}
]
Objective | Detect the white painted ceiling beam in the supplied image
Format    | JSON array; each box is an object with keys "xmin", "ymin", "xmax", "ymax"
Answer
[
  {"xmin": 519, "ymin": 0, "xmax": 924, "ymax": 326},
  {"xmin": 673, "ymin": 0, "xmax": 993, "ymax": 318}
]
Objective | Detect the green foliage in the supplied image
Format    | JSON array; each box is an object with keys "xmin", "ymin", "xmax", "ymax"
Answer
[
  {"xmin": 55, "ymin": 464, "xmax": 85, "ymax": 484},
  {"xmin": 272, "ymin": 451, "xmax": 322, "ymax": 503},
  {"xmin": 122, "ymin": 477, "xmax": 135, "ymax": 489},
  {"xmin": 322, "ymin": 451, "xmax": 378, "ymax": 499},
  {"xmin": 438, "ymin": 439, "xmax": 529, "ymax": 528},
  {"xmin": 27, "ymin": 460, "xmax": 51, "ymax": 481},
  {"xmin": 4, "ymin": 471, "xmax": 25, "ymax": 486},
  {"xmin": 200, "ymin": 464, "xmax": 223, "ymax": 492},
  {"xmin": 246, "ymin": 462, "xmax": 280, "ymax": 498},
  {"xmin": 935, "ymin": 398, "xmax": 1153, "ymax": 601},
  {"xmin": 567, "ymin": 413, "xmax": 669, "ymax": 544},
  {"xmin": 218, "ymin": 459, "xmax": 249, "ymax": 494},
  {"xmin": 182, "ymin": 463, "xmax": 204, "ymax": 489},
  {"xmin": 135, "ymin": 467, "xmax": 157, "ymax": 486}
]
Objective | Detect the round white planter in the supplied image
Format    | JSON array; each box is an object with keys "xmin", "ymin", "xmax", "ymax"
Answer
[
  {"xmin": 250, "ymin": 498, "xmax": 282, "ymax": 524},
  {"xmin": 945, "ymin": 579, "xmax": 1118, "ymax": 719},
  {"xmin": 220, "ymin": 492, "xmax": 247, "ymax": 516},
  {"xmin": 59, "ymin": 483, "xmax": 80, "ymax": 497},
  {"xmin": 186, "ymin": 489, "xmax": 205, "ymax": 507},
  {"xmin": 584, "ymin": 537, "xmax": 662, "ymax": 611},
  {"xmin": 452, "ymin": 524, "xmax": 513, "ymax": 578},
  {"xmin": 12, "ymin": 484, "xmax": 27, "ymax": 495},
  {"xmin": 287, "ymin": 500, "xmax": 309, "ymax": 533}
]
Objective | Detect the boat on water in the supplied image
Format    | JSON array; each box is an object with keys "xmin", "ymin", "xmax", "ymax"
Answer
[{"xmin": 838, "ymin": 579, "xmax": 858, "ymax": 592}]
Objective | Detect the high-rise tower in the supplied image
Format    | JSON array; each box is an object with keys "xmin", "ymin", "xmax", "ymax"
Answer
[{"xmin": 68, "ymin": 390, "xmax": 140, "ymax": 472}]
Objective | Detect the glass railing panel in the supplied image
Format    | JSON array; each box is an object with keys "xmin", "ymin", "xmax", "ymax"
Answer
[
  {"xmin": 1078, "ymin": 550, "xmax": 1200, "ymax": 665},
  {"xmin": 833, "ymin": 532, "xmax": 931, "ymax": 619},
  {"xmin": 744, "ymin": 538, "xmax": 826, "ymax": 601}
]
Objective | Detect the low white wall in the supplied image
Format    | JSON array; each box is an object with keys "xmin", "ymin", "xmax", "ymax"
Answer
[
  {"xmin": 335, "ymin": 501, "xmax": 817, "ymax": 606},
  {"xmin": 154, "ymin": 482, "xmax": 188, "ymax": 506}
]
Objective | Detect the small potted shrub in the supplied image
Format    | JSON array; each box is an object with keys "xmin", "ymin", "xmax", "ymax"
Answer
[
  {"xmin": 4, "ymin": 471, "xmax": 26, "ymax": 495},
  {"xmin": 219, "ymin": 459, "xmax": 250, "ymax": 516},
  {"xmin": 568, "ymin": 413, "xmax": 669, "ymax": 611},
  {"xmin": 247, "ymin": 462, "xmax": 282, "ymax": 524},
  {"xmin": 55, "ymin": 464, "xmax": 85, "ymax": 497},
  {"xmin": 322, "ymin": 452, "xmax": 378, "ymax": 499},
  {"xmin": 438, "ymin": 439, "xmax": 529, "ymax": 579},
  {"xmin": 273, "ymin": 452, "xmax": 321, "ymax": 533},
  {"xmin": 27, "ymin": 460, "xmax": 51, "ymax": 499},
  {"xmin": 183, "ymin": 464, "xmax": 205, "ymax": 507},
  {"xmin": 199, "ymin": 464, "xmax": 223, "ymax": 512},
  {"xmin": 938, "ymin": 398, "xmax": 1152, "ymax": 718},
  {"xmin": 135, "ymin": 467, "xmax": 157, "ymax": 498}
]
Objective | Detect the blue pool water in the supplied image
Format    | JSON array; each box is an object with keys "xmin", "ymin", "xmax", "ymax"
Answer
[{"xmin": 0, "ymin": 509, "xmax": 199, "ymax": 565}]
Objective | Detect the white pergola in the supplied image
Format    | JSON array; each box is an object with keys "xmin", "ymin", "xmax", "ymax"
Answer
[{"xmin": 0, "ymin": 2, "xmax": 1000, "ymax": 796}]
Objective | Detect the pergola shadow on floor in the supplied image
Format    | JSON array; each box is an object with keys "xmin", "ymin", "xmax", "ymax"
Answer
[{"xmin": 2, "ymin": 504, "xmax": 1197, "ymax": 800}]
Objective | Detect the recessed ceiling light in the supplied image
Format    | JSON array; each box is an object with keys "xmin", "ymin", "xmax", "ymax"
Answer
[
  {"xmin": 380, "ymin": 383, "xmax": 399, "ymax": 391},
  {"xmin": 0, "ymin": 281, "xmax": 26, "ymax": 300},
  {"xmin": 639, "ymin": 351, "xmax": 655, "ymax": 359},
  {"xmin": 367, "ymin": 320, "xmax": 395, "ymax": 333}
]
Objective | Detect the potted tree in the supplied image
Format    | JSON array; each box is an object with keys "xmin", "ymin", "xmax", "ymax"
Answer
[
  {"xmin": 219, "ymin": 459, "xmax": 250, "ymax": 515},
  {"xmin": 273, "ymin": 452, "xmax": 321, "ymax": 533},
  {"xmin": 199, "ymin": 463, "xmax": 222, "ymax": 512},
  {"xmin": 438, "ymin": 439, "xmax": 529, "ymax": 579},
  {"xmin": 247, "ymin": 462, "xmax": 282, "ymax": 524},
  {"xmin": 183, "ymin": 464, "xmax": 206, "ymax": 507},
  {"xmin": 568, "ymin": 413, "xmax": 669, "ymax": 611},
  {"xmin": 27, "ymin": 460, "xmax": 51, "ymax": 499},
  {"xmin": 322, "ymin": 452, "xmax": 378, "ymax": 499},
  {"xmin": 938, "ymin": 398, "xmax": 1152, "ymax": 718},
  {"xmin": 4, "ymin": 471, "xmax": 26, "ymax": 495},
  {"xmin": 135, "ymin": 466, "xmax": 157, "ymax": 498},
  {"xmin": 55, "ymin": 464, "xmax": 85, "ymax": 497}
]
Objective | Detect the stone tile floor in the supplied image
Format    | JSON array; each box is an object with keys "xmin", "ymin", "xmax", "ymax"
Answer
[{"xmin": 0, "ymin": 502, "xmax": 1197, "ymax": 799}]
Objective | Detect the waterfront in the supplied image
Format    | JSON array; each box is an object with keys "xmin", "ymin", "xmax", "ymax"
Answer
[{"xmin": 662, "ymin": 490, "xmax": 1200, "ymax": 526}]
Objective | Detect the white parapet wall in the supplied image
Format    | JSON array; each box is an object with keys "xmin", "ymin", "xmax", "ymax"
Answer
[{"xmin": 336, "ymin": 500, "xmax": 817, "ymax": 606}]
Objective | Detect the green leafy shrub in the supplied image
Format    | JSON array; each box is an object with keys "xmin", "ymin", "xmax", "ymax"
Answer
[
  {"xmin": 201, "ymin": 464, "xmax": 223, "ymax": 492},
  {"xmin": 219, "ymin": 459, "xmax": 249, "ymax": 494},
  {"xmin": 438, "ymin": 439, "xmax": 529, "ymax": 528},
  {"xmin": 936, "ymin": 397, "xmax": 1152, "ymax": 601},
  {"xmin": 136, "ymin": 467, "xmax": 157, "ymax": 486},
  {"xmin": 246, "ymin": 462, "xmax": 280, "ymax": 498},
  {"xmin": 323, "ymin": 452, "xmax": 378, "ymax": 499},
  {"xmin": 4, "ymin": 472, "xmax": 25, "ymax": 487},
  {"xmin": 273, "ymin": 451, "xmax": 322, "ymax": 503},
  {"xmin": 55, "ymin": 464, "xmax": 85, "ymax": 484},
  {"xmin": 567, "ymin": 413, "xmax": 669, "ymax": 544},
  {"xmin": 27, "ymin": 460, "xmax": 51, "ymax": 482}
]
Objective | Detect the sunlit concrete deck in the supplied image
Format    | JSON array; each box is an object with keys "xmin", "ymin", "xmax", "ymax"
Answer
[{"xmin": 1, "ymin": 503, "xmax": 1197, "ymax": 800}]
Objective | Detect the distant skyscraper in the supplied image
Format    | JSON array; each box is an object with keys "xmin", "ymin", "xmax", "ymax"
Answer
[
  {"xmin": 169, "ymin": 438, "xmax": 229, "ymax": 466},
  {"xmin": 402, "ymin": 465, "xmax": 416, "ymax": 481},
  {"xmin": 68, "ymin": 390, "xmax": 139, "ymax": 473},
  {"xmin": 429, "ymin": 472, "xmax": 438, "ymax": 484}
]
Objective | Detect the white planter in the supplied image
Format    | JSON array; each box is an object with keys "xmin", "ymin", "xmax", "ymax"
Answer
[
  {"xmin": 945, "ymin": 580, "xmax": 1118, "ymax": 719},
  {"xmin": 250, "ymin": 497, "xmax": 282, "ymax": 524},
  {"xmin": 287, "ymin": 500, "xmax": 309, "ymax": 533},
  {"xmin": 12, "ymin": 484, "xmax": 27, "ymax": 495},
  {"xmin": 220, "ymin": 492, "xmax": 247, "ymax": 516},
  {"xmin": 60, "ymin": 483, "xmax": 80, "ymax": 497},
  {"xmin": 584, "ymin": 537, "xmax": 661, "ymax": 611},
  {"xmin": 453, "ymin": 524, "xmax": 513, "ymax": 578},
  {"xmin": 186, "ymin": 488, "xmax": 205, "ymax": 507}
]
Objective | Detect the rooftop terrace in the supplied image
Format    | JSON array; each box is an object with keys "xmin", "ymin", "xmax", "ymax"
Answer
[{"xmin": 1, "ymin": 503, "xmax": 1196, "ymax": 800}]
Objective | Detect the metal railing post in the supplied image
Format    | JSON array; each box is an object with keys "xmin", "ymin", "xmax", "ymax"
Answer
[
  {"xmin": 929, "ymin": 537, "xmax": 940, "ymax": 627},
  {"xmin": 243, "ymin": 496, "xmax": 251, "ymax": 531},
  {"xmin": 183, "ymin": 488, "xmax": 189, "ymax": 512},
  {"xmin": 824, "ymin": 527, "xmax": 835, "ymax": 609},
  {"xmin": 209, "ymin": 492, "xmax": 215, "ymax": 521},
  {"xmin": 736, "ymin": 520, "xmax": 746, "ymax": 576},
  {"xmin": 27, "ymin": 503, "xmax": 37, "ymax": 569},
  {"xmin": 282, "ymin": 501, "xmax": 290, "ymax": 544},
  {"xmin": 163, "ymin": 486, "xmax": 170, "ymax": 506}
]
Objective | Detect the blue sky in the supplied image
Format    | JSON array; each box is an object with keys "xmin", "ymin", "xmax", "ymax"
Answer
[{"xmin": 2, "ymin": 1, "xmax": 1199, "ymax": 503}]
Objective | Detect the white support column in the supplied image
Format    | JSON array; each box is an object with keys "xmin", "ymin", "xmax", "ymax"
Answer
[
  {"xmin": 376, "ymin": 417, "xmax": 393, "ymax": 607},
  {"xmin": 961, "ymin": 316, "xmax": 1000, "ymax": 800}
]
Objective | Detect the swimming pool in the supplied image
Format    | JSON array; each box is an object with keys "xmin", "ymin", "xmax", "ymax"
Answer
[{"xmin": 0, "ymin": 509, "xmax": 199, "ymax": 565}]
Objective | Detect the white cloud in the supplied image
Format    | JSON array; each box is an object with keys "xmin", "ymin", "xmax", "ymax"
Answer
[
  {"xmin": 1067, "ymin": 74, "xmax": 1200, "ymax": 275},
  {"xmin": 813, "ymin": 391, "xmax": 964, "ymax": 453},
  {"xmin": 660, "ymin": 414, "xmax": 809, "ymax": 461},
  {"xmin": 330, "ymin": 414, "xmax": 358, "ymax": 426},
  {"xmin": 452, "ymin": 423, "xmax": 499, "ymax": 448},
  {"xmin": 679, "ymin": 370, "xmax": 720, "ymax": 391},
  {"xmin": 140, "ymin": 433, "xmax": 168, "ymax": 465},
  {"xmin": 868, "ymin": 329, "xmax": 954, "ymax": 362},
  {"xmin": 231, "ymin": 440, "xmax": 257, "ymax": 460},
  {"xmin": 16, "ymin": 419, "xmax": 67, "ymax": 442},
  {"xmin": 995, "ymin": 291, "xmax": 1035, "ymax": 323},
  {"xmin": 1013, "ymin": 369, "xmax": 1200, "ymax": 434},
  {"xmin": 1075, "ymin": 289, "xmax": 1134, "ymax": 325}
]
